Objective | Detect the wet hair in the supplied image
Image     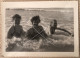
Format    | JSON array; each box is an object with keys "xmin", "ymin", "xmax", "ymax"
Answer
[
  {"xmin": 54, "ymin": 19, "xmax": 57, "ymax": 22},
  {"xmin": 12, "ymin": 14, "xmax": 21, "ymax": 25},
  {"xmin": 31, "ymin": 16, "xmax": 40, "ymax": 24},
  {"xmin": 12, "ymin": 14, "xmax": 21, "ymax": 21}
]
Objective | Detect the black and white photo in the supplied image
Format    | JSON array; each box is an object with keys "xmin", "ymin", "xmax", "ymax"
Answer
[{"xmin": 1, "ymin": 1, "xmax": 79, "ymax": 57}]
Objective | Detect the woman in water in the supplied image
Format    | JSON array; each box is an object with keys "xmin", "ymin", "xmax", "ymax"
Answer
[{"xmin": 7, "ymin": 14, "xmax": 25, "ymax": 51}]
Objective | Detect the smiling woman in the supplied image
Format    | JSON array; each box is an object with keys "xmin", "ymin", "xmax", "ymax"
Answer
[
  {"xmin": 6, "ymin": 14, "xmax": 25, "ymax": 51},
  {"xmin": 26, "ymin": 15, "xmax": 48, "ymax": 40}
]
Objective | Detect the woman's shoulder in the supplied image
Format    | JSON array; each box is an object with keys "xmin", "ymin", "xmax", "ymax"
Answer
[
  {"xmin": 9, "ymin": 25, "xmax": 15, "ymax": 30},
  {"xmin": 38, "ymin": 25, "xmax": 43, "ymax": 29},
  {"xmin": 28, "ymin": 28, "xmax": 34, "ymax": 31},
  {"xmin": 27, "ymin": 27, "xmax": 34, "ymax": 32}
]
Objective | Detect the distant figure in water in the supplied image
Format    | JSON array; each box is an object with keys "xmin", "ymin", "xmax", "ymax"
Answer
[
  {"xmin": 50, "ymin": 19, "xmax": 57, "ymax": 35},
  {"xmin": 26, "ymin": 15, "xmax": 48, "ymax": 40},
  {"xmin": 50, "ymin": 19, "xmax": 73, "ymax": 36},
  {"xmin": 7, "ymin": 14, "xmax": 24, "ymax": 51}
]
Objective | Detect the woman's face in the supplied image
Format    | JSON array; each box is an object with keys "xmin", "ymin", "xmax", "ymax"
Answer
[
  {"xmin": 13, "ymin": 18, "xmax": 21, "ymax": 25},
  {"xmin": 32, "ymin": 21, "xmax": 39, "ymax": 27}
]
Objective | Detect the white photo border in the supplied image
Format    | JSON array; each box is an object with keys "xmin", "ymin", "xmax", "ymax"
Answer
[{"xmin": 1, "ymin": 1, "xmax": 79, "ymax": 57}]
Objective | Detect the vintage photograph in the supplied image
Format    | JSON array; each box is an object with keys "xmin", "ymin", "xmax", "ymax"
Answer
[
  {"xmin": 1, "ymin": 1, "xmax": 78, "ymax": 57},
  {"xmin": 5, "ymin": 8, "xmax": 74, "ymax": 52}
]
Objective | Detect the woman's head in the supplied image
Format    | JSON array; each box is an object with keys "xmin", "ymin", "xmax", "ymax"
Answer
[
  {"xmin": 31, "ymin": 16, "xmax": 41, "ymax": 26},
  {"xmin": 12, "ymin": 14, "xmax": 21, "ymax": 25}
]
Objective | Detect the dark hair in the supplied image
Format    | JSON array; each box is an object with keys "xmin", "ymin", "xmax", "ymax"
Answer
[
  {"xmin": 12, "ymin": 14, "xmax": 21, "ymax": 25},
  {"xmin": 12, "ymin": 14, "xmax": 21, "ymax": 21},
  {"xmin": 31, "ymin": 16, "xmax": 40, "ymax": 23},
  {"xmin": 54, "ymin": 19, "xmax": 57, "ymax": 22}
]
